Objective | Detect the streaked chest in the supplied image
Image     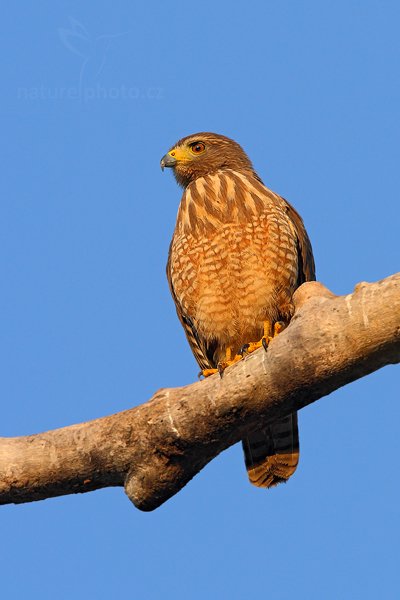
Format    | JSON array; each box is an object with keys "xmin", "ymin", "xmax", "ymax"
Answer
[{"xmin": 168, "ymin": 170, "xmax": 299, "ymax": 332}]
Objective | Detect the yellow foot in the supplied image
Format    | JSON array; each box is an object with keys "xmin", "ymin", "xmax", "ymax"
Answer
[
  {"xmin": 240, "ymin": 320, "xmax": 286, "ymax": 355},
  {"xmin": 201, "ymin": 347, "xmax": 242, "ymax": 378},
  {"xmin": 202, "ymin": 368, "xmax": 218, "ymax": 377},
  {"xmin": 201, "ymin": 322, "xmax": 286, "ymax": 378}
]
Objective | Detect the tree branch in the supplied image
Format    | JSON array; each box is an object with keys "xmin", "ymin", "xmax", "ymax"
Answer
[{"xmin": 1, "ymin": 274, "xmax": 399, "ymax": 511}]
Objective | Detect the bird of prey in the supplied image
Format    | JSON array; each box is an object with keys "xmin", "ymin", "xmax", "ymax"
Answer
[{"xmin": 161, "ymin": 132, "xmax": 315, "ymax": 488}]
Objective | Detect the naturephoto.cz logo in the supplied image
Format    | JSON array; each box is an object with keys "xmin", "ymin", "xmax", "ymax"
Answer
[{"xmin": 17, "ymin": 17, "xmax": 163, "ymax": 102}]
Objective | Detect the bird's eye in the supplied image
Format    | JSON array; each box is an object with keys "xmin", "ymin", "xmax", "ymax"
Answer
[{"xmin": 190, "ymin": 142, "xmax": 206, "ymax": 154}]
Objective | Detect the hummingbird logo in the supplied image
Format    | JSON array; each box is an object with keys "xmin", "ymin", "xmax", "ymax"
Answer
[{"xmin": 58, "ymin": 17, "xmax": 126, "ymax": 97}]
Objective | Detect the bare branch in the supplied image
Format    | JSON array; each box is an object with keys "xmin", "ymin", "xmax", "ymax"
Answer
[{"xmin": 1, "ymin": 274, "xmax": 399, "ymax": 511}]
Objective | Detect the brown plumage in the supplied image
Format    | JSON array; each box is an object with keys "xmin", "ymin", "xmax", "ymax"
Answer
[{"xmin": 161, "ymin": 132, "xmax": 315, "ymax": 488}]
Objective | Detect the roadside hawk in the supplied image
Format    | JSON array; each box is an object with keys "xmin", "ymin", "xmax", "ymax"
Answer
[{"xmin": 161, "ymin": 132, "xmax": 315, "ymax": 488}]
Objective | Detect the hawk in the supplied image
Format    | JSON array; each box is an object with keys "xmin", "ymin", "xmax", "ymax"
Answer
[{"xmin": 161, "ymin": 132, "xmax": 315, "ymax": 488}]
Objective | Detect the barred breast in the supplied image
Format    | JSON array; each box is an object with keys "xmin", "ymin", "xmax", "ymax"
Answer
[{"xmin": 168, "ymin": 170, "xmax": 300, "ymax": 364}]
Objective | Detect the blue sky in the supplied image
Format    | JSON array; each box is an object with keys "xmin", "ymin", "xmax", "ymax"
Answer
[{"xmin": 1, "ymin": 2, "xmax": 399, "ymax": 599}]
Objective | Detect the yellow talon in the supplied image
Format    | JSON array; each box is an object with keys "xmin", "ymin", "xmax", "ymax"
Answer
[
  {"xmin": 202, "ymin": 347, "xmax": 242, "ymax": 378},
  {"xmin": 241, "ymin": 320, "xmax": 286, "ymax": 355},
  {"xmin": 202, "ymin": 322, "xmax": 286, "ymax": 378},
  {"xmin": 202, "ymin": 368, "xmax": 218, "ymax": 377},
  {"xmin": 263, "ymin": 320, "xmax": 273, "ymax": 339}
]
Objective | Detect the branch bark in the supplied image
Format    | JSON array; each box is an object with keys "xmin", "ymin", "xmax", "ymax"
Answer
[{"xmin": 1, "ymin": 274, "xmax": 399, "ymax": 511}]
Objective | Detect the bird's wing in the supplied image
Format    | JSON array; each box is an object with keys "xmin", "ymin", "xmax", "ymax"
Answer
[
  {"xmin": 283, "ymin": 198, "xmax": 316, "ymax": 284},
  {"xmin": 166, "ymin": 242, "xmax": 216, "ymax": 370},
  {"xmin": 242, "ymin": 191, "xmax": 314, "ymax": 489}
]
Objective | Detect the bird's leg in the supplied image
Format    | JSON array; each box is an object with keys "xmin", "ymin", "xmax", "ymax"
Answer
[
  {"xmin": 202, "ymin": 347, "xmax": 242, "ymax": 378},
  {"xmin": 202, "ymin": 322, "xmax": 286, "ymax": 378},
  {"xmin": 217, "ymin": 346, "xmax": 243, "ymax": 376},
  {"xmin": 240, "ymin": 320, "xmax": 286, "ymax": 356}
]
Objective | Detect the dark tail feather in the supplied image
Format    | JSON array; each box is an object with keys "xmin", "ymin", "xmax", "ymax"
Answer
[{"xmin": 242, "ymin": 412, "xmax": 300, "ymax": 488}]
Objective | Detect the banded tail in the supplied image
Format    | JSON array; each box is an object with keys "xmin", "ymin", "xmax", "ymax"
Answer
[{"xmin": 242, "ymin": 412, "xmax": 299, "ymax": 488}]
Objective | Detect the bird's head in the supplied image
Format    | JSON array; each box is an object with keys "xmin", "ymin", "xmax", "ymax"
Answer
[{"xmin": 160, "ymin": 132, "xmax": 255, "ymax": 187}]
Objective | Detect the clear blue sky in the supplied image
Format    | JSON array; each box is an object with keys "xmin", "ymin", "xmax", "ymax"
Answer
[{"xmin": 1, "ymin": 2, "xmax": 399, "ymax": 599}]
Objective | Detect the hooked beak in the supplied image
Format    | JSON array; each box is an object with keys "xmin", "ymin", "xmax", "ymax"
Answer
[{"xmin": 160, "ymin": 153, "xmax": 177, "ymax": 171}]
